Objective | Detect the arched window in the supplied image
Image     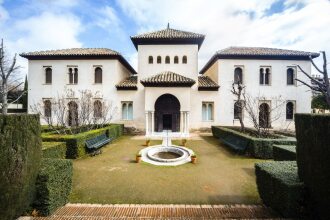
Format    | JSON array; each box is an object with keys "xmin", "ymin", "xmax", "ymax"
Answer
[
  {"xmin": 286, "ymin": 101, "xmax": 294, "ymax": 120},
  {"xmin": 259, "ymin": 68, "xmax": 264, "ymax": 85},
  {"xmin": 287, "ymin": 68, "xmax": 294, "ymax": 85},
  {"xmin": 44, "ymin": 100, "xmax": 52, "ymax": 118},
  {"xmin": 68, "ymin": 101, "xmax": 78, "ymax": 126},
  {"xmin": 259, "ymin": 103, "xmax": 270, "ymax": 128},
  {"xmin": 265, "ymin": 68, "xmax": 270, "ymax": 85},
  {"xmin": 45, "ymin": 67, "xmax": 52, "ymax": 84},
  {"xmin": 260, "ymin": 67, "xmax": 271, "ymax": 85},
  {"xmin": 68, "ymin": 68, "xmax": 73, "ymax": 84},
  {"xmin": 202, "ymin": 102, "xmax": 214, "ymax": 121},
  {"xmin": 94, "ymin": 100, "xmax": 102, "ymax": 118},
  {"xmin": 174, "ymin": 56, "xmax": 179, "ymax": 64},
  {"xmin": 234, "ymin": 67, "xmax": 243, "ymax": 84},
  {"xmin": 122, "ymin": 101, "xmax": 133, "ymax": 120},
  {"xmin": 94, "ymin": 67, "xmax": 102, "ymax": 84},
  {"xmin": 234, "ymin": 101, "xmax": 243, "ymax": 119},
  {"xmin": 148, "ymin": 56, "xmax": 153, "ymax": 64},
  {"xmin": 182, "ymin": 55, "xmax": 187, "ymax": 64},
  {"xmin": 165, "ymin": 56, "xmax": 170, "ymax": 64},
  {"xmin": 74, "ymin": 68, "xmax": 78, "ymax": 84},
  {"xmin": 157, "ymin": 56, "xmax": 161, "ymax": 64}
]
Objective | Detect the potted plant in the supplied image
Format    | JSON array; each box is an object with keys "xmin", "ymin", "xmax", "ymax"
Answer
[
  {"xmin": 182, "ymin": 139, "xmax": 187, "ymax": 146},
  {"xmin": 136, "ymin": 153, "xmax": 142, "ymax": 163},
  {"xmin": 145, "ymin": 139, "xmax": 151, "ymax": 146},
  {"xmin": 191, "ymin": 154, "xmax": 197, "ymax": 164}
]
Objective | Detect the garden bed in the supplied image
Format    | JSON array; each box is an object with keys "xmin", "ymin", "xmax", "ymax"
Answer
[
  {"xmin": 42, "ymin": 124, "xmax": 123, "ymax": 159},
  {"xmin": 212, "ymin": 126, "xmax": 296, "ymax": 159}
]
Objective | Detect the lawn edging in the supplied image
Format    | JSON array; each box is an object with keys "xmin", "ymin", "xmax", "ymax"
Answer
[
  {"xmin": 211, "ymin": 126, "xmax": 296, "ymax": 159},
  {"xmin": 42, "ymin": 124, "xmax": 123, "ymax": 159}
]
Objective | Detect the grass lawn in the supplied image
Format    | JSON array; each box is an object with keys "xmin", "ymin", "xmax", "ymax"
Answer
[{"xmin": 69, "ymin": 134, "xmax": 265, "ymax": 204}]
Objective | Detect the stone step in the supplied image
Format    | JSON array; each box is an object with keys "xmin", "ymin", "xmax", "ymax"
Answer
[{"xmin": 22, "ymin": 203, "xmax": 287, "ymax": 219}]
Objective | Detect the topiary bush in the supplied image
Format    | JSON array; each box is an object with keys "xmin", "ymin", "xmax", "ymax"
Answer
[
  {"xmin": 0, "ymin": 114, "xmax": 42, "ymax": 220},
  {"xmin": 42, "ymin": 142, "xmax": 66, "ymax": 159},
  {"xmin": 273, "ymin": 145, "xmax": 296, "ymax": 161},
  {"xmin": 211, "ymin": 126, "xmax": 296, "ymax": 159},
  {"xmin": 33, "ymin": 158, "xmax": 73, "ymax": 216},
  {"xmin": 295, "ymin": 114, "xmax": 330, "ymax": 220},
  {"xmin": 255, "ymin": 161, "xmax": 304, "ymax": 218},
  {"xmin": 42, "ymin": 124, "xmax": 123, "ymax": 159}
]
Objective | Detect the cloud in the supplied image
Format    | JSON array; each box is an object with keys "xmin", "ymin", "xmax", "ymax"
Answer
[
  {"xmin": 1, "ymin": 11, "xmax": 83, "ymax": 77},
  {"xmin": 117, "ymin": 0, "xmax": 330, "ymax": 73}
]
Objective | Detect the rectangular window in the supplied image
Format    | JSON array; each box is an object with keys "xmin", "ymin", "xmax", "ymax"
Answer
[
  {"xmin": 202, "ymin": 102, "xmax": 214, "ymax": 121},
  {"xmin": 122, "ymin": 101, "xmax": 133, "ymax": 120}
]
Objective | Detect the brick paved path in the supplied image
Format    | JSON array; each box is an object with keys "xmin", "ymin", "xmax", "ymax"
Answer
[{"xmin": 24, "ymin": 203, "xmax": 285, "ymax": 219}]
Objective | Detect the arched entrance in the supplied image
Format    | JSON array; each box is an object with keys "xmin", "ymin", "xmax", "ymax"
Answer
[
  {"xmin": 154, "ymin": 94, "xmax": 180, "ymax": 132},
  {"xmin": 259, "ymin": 103, "xmax": 270, "ymax": 128}
]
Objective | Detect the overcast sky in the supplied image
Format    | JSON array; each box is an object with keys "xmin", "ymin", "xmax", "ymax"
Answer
[{"xmin": 0, "ymin": 0, "xmax": 329, "ymax": 77}]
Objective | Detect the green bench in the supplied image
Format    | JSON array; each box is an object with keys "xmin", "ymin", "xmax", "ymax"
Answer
[
  {"xmin": 85, "ymin": 134, "xmax": 112, "ymax": 154},
  {"xmin": 220, "ymin": 135, "xmax": 249, "ymax": 152}
]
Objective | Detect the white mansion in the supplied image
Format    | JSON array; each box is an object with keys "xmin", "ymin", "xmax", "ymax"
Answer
[{"xmin": 21, "ymin": 26, "xmax": 319, "ymax": 136}]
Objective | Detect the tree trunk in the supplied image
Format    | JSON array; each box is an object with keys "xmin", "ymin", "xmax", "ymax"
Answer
[{"xmin": 1, "ymin": 82, "xmax": 8, "ymax": 114}]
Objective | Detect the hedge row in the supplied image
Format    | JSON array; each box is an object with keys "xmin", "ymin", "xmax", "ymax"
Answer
[
  {"xmin": 42, "ymin": 142, "xmax": 67, "ymax": 159},
  {"xmin": 273, "ymin": 145, "xmax": 296, "ymax": 161},
  {"xmin": 0, "ymin": 114, "xmax": 42, "ymax": 220},
  {"xmin": 33, "ymin": 158, "xmax": 73, "ymax": 216},
  {"xmin": 255, "ymin": 161, "xmax": 304, "ymax": 218},
  {"xmin": 211, "ymin": 126, "xmax": 296, "ymax": 159},
  {"xmin": 42, "ymin": 124, "xmax": 123, "ymax": 159},
  {"xmin": 295, "ymin": 114, "xmax": 330, "ymax": 219}
]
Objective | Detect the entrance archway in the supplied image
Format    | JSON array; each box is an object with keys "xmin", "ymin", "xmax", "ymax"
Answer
[
  {"xmin": 154, "ymin": 94, "xmax": 180, "ymax": 132},
  {"xmin": 259, "ymin": 103, "xmax": 270, "ymax": 128}
]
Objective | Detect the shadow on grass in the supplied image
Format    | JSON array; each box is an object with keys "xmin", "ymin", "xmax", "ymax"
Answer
[{"xmin": 242, "ymin": 167, "xmax": 256, "ymax": 178}]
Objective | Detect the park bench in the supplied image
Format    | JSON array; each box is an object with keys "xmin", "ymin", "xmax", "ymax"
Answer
[
  {"xmin": 85, "ymin": 133, "xmax": 112, "ymax": 155},
  {"xmin": 220, "ymin": 135, "xmax": 249, "ymax": 152}
]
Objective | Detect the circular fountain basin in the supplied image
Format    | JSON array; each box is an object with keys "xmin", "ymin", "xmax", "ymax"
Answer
[{"xmin": 140, "ymin": 145, "xmax": 194, "ymax": 166}]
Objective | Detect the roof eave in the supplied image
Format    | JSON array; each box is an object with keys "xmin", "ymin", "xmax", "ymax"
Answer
[
  {"xmin": 198, "ymin": 86, "xmax": 220, "ymax": 91},
  {"xmin": 140, "ymin": 81, "xmax": 196, "ymax": 87},
  {"xmin": 130, "ymin": 37, "xmax": 205, "ymax": 51}
]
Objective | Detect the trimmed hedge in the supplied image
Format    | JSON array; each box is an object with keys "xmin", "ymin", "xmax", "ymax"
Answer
[
  {"xmin": 295, "ymin": 114, "xmax": 330, "ymax": 220},
  {"xmin": 255, "ymin": 161, "xmax": 304, "ymax": 218},
  {"xmin": 211, "ymin": 126, "xmax": 296, "ymax": 159},
  {"xmin": 33, "ymin": 158, "xmax": 73, "ymax": 216},
  {"xmin": 42, "ymin": 142, "xmax": 66, "ymax": 159},
  {"xmin": 42, "ymin": 124, "xmax": 123, "ymax": 159},
  {"xmin": 273, "ymin": 145, "xmax": 296, "ymax": 161},
  {"xmin": 0, "ymin": 114, "xmax": 42, "ymax": 220}
]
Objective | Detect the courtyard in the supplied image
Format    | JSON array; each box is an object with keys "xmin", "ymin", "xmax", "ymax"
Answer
[{"xmin": 69, "ymin": 134, "xmax": 265, "ymax": 204}]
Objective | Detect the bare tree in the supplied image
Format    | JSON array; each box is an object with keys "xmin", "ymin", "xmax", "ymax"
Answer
[
  {"xmin": 231, "ymin": 81, "xmax": 245, "ymax": 132},
  {"xmin": 31, "ymin": 89, "xmax": 117, "ymax": 134},
  {"xmin": 295, "ymin": 51, "xmax": 330, "ymax": 106},
  {"xmin": 0, "ymin": 39, "xmax": 25, "ymax": 114},
  {"xmin": 244, "ymin": 94, "xmax": 286, "ymax": 137}
]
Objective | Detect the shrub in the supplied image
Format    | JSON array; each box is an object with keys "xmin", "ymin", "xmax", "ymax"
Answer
[
  {"xmin": 255, "ymin": 161, "xmax": 304, "ymax": 218},
  {"xmin": 42, "ymin": 142, "xmax": 66, "ymax": 159},
  {"xmin": 42, "ymin": 124, "xmax": 123, "ymax": 159},
  {"xmin": 273, "ymin": 145, "xmax": 296, "ymax": 161},
  {"xmin": 211, "ymin": 126, "xmax": 296, "ymax": 159},
  {"xmin": 33, "ymin": 158, "xmax": 73, "ymax": 216},
  {"xmin": 0, "ymin": 114, "xmax": 42, "ymax": 220},
  {"xmin": 295, "ymin": 114, "xmax": 330, "ymax": 219}
]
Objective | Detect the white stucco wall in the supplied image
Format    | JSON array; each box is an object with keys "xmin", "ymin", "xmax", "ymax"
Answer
[{"xmin": 138, "ymin": 44, "xmax": 199, "ymax": 80}]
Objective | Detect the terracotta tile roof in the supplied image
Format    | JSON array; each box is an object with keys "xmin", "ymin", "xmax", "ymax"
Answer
[
  {"xmin": 216, "ymin": 46, "xmax": 319, "ymax": 58},
  {"xmin": 20, "ymin": 48, "xmax": 120, "ymax": 57},
  {"xmin": 131, "ymin": 27, "xmax": 205, "ymax": 40},
  {"xmin": 140, "ymin": 71, "xmax": 196, "ymax": 87},
  {"xmin": 130, "ymin": 26, "xmax": 205, "ymax": 50},
  {"xmin": 200, "ymin": 46, "xmax": 320, "ymax": 75},
  {"xmin": 116, "ymin": 76, "xmax": 138, "ymax": 90},
  {"xmin": 198, "ymin": 76, "xmax": 219, "ymax": 91},
  {"xmin": 20, "ymin": 48, "xmax": 137, "ymax": 74}
]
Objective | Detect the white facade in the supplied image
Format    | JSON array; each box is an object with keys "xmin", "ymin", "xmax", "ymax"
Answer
[{"xmin": 24, "ymin": 27, "xmax": 316, "ymax": 134}]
